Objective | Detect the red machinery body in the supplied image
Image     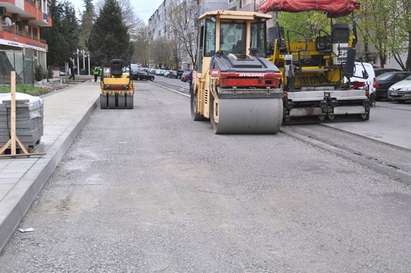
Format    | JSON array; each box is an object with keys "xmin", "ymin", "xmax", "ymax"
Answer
[
  {"xmin": 211, "ymin": 71, "xmax": 282, "ymax": 89},
  {"xmin": 259, "ymin": 0, "xmax": 360, "ymax": 17}
]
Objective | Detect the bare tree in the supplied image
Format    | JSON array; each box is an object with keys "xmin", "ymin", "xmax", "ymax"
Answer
[
  {"xmin": 166, "ymin": 0, "xmax": 199, "ymax": 69},
  {"xmin": 150, "ymin": 38, "xmax": 178, "ymax": 69},
  {"xmin": 133, "ymin": 24, "xmax": 151, "ymax": 66}
]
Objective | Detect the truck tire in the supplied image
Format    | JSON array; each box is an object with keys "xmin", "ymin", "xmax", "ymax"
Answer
[{"xmin": 361, "ymin": 112, "xmax": 370, "ymax": 121}]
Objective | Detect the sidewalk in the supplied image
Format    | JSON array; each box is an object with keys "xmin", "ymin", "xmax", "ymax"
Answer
[
  {"xmin": 325, "ymin": 102, "xmax": 411, "ymax": 151},
  {"xmin": 0, "ymin": 81, "xmax": 99, "ymax": 251}
]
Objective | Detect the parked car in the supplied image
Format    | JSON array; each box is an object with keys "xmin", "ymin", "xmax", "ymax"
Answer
[
  {"xmin": 154, "ymin": 69, "xmax": 162, "ymax": 76},
  {"xmin": 374, "ymin": 68, "xmax": 401, "ymax": 77},
  {"xmin": 388, "ymin": 75, "xmax": 411, "ymax": 102},
  {"xmin": 180, "ymin": 70, "xmax": 192, "ymax": 82},
  {"xmin": 374, "ymin": 71, "xmax": 411, "ymax": 100},
  {"xmin": 177, "ymin": 70, "xmax": 184, "ymax": 79},
  {"xmin": 348, "ymin": 62, "xmax": 376, "ymax": 104},
  {"xmin": 167, "ymin": 70, "xmax": 178, "ymax": 79},
  {"xmin": 130, "ymin": 65, "xmax": 154, "ymax": 81}
]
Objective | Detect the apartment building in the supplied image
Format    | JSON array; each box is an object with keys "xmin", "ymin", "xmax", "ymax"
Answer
[
  {"xmin": 148, "ymin": 0, "xmax": 229, "ymax": 69},
  {"xmin": 228, "ymin": 0, "xmax": 262, "ymax": 11},
  {"xmin": 0, "ymin": 0, "xmax": 51, "ymax": 84},
  {"xmin": 149, "ymin": 0, "xmax": 229, "ymax": 40}
]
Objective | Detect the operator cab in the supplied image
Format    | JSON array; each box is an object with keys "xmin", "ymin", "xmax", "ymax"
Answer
[{"xmin": 196, "ymin": 11, "xmax": 273, "ymax": 73}]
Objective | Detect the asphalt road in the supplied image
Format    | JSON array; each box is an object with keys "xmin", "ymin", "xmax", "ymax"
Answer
[
  {"xmin": 154, "ymin": 76, "xmax": 190, "ymax": 93},
  {"xmin": 0, "ymin": 81, "xmax": 411, "ymax": 273}
]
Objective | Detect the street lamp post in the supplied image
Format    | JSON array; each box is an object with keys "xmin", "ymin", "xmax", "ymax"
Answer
[
  {"xmin": 76, "ymin": 49, "xmax": 80, "ymax": 76},
  {"xmin": 82, "ymin": 49, "xmax": 86, "ymax": 73},
  {"xmin": 87, "ymin": 52, "xmax": 91, "ymax": 76}
]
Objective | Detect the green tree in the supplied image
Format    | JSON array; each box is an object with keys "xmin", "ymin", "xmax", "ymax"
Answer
[
  {"xmin": 357, "ymin": 0, "xmax": 409, "ymax": 69},
  {"xmin": 43, "ymin": 0, "xmax": 79, "ymax": 66},
  {"xmin": 88, "ymin": 0, "xmax": 132, "ymax": 65},
  {"xmin": 277, "ymin": 12, "xmax": 330, "ymax": 40},
  {"xmin": 79, "ymin": 0, "xmax": 95, "ymax": 50},
  {"xmin": 403, "ymin": 0, "xmax": 411, "ymax": 70}
]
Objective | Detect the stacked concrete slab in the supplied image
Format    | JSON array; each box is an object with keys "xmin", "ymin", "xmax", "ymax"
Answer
[{"xmin": 0, "ymin": 93, "xmax": 44, "ymax": 148}]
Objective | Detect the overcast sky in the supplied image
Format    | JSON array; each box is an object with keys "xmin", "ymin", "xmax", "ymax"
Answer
[{"xmin": 71, "ymin": 0, "xmax": 164, "ymax": 22}]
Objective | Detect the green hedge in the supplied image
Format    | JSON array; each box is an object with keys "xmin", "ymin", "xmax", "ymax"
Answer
[{"xmin": 0, "ymin": 84, "xmax": 48, "ymax": 96}]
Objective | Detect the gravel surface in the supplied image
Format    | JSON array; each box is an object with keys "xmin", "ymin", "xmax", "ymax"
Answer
[{"xmin": 0, "ymin": 82, "xmax": 410, "ymax": 273}]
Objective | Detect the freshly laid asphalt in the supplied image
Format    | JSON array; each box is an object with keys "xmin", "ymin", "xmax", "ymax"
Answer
[{"xmin": 0, "ymin": 81, "xmax": 410, "ymax": 273}]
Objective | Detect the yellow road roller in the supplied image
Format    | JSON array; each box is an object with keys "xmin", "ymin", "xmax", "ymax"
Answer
[
  {"xmin": 100, "ymin": 59, "xmax": 134, "ymax": 109},
  {"xmin": 190, "ymin": 10, "xmax": 284, "ymax": 134}
]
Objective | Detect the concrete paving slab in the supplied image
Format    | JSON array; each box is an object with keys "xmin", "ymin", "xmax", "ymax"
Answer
[
  {"xmin": 325, "ymin": 102, "xmax": 411, "ymax": 150},
  {"xmin": 0, "ymin": 81, "xmax": 99, "ymax": 252},
  {"xmin": 0, "ymin": 184, "xmax": 14, "ymax": 201}
]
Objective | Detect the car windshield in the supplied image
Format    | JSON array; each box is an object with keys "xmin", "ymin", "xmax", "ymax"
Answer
[
  {"xmin": 376, "ymin": 73, "xmax": 394, "ymax": 81},
  {"xmin": 220, "ymin": 22, "xmax": 246, "ymax": 55}
]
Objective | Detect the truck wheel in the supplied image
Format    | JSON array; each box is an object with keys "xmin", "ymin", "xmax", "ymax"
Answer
[
  {"xmin": 327, "ymin": 114, "xmax": 336, "ymax": 121},
  {"xmin": 361, "ymin": 112, "xmax": 370, "ymax": 121},
  {"xmin": 318, "ymin": 115, "xmax": 326, "ymax": 122},
  {"xmin": 370, "ymin": 93, "xmax": 376, "ymax": 107},
  {"xmin": 190, "ymin": 89, "xmax": 203, "ymax": 121}
]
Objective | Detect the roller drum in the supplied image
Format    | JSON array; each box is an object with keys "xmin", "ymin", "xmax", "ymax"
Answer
[{"xmin": 213, "ymin": 98, "xmax": 283, "ymax": 134}]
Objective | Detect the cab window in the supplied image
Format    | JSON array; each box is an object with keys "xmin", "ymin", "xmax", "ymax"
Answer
[
  {"xmin": 220, "ymin": 22, "xmax": 246, "ymax": 55},
  {"xmin": 204, "ymin": 18, "xmax": 216, "ymax": 57},
  {"xmin": 251, "ymin": 22, "xmax": 266, "ymax": 56}
]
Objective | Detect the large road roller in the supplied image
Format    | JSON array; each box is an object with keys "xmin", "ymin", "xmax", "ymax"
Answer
[
  {"xmin": 191, "ymin": 10, "xmax": 283, "ymax": 134},
  {"xmin": 100, "ymin": 59, "xmax": 134, "ymax": 109}
]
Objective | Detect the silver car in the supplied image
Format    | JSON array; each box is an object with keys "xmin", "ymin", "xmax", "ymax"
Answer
[{"xmin": 388, "ymin": 75, "xmax": 411, "ymax": 102}]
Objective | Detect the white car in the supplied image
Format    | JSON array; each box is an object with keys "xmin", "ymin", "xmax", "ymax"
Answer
[
  {"xmin": 388, "ymin": 75, "xmax": 411, "ymax": 102},
  {"xmin": 349, "ymin": 62, "xmax": 376, "ymax": 96}
]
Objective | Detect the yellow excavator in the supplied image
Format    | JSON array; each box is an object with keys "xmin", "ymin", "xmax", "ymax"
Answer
[
  {"xmin": 261, "ymin": 0, "xmax": 370, "ymax": 122},
  {"xmin": 100, "ymin": 59, "xmax": 134, "ymax": 109},
  {"xmin": 191, "ymin": 10, "xmax": 284, "ymax": 134}
]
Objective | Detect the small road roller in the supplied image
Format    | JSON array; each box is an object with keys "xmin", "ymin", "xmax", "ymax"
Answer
[
  {"xmin": 191, "ymin": 10, "xmax": 283, "ymax": 134},
  {"xmin": 100, "ymin": 59, "xmax": 134, "ymax": 109}
]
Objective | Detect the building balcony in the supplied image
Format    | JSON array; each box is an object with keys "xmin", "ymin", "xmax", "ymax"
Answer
[
  {"xmin": 0, "ymin": 0, "xmax": 52, "ymax": 27},
  {"xmin": 0, "ymin": 29, "xmax": 47, "ymax": 50}
]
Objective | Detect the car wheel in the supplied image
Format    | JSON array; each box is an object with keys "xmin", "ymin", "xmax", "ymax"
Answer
[{"xmin": 369, "ymin": 93, "xmax": 376, "ymax": 107}]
